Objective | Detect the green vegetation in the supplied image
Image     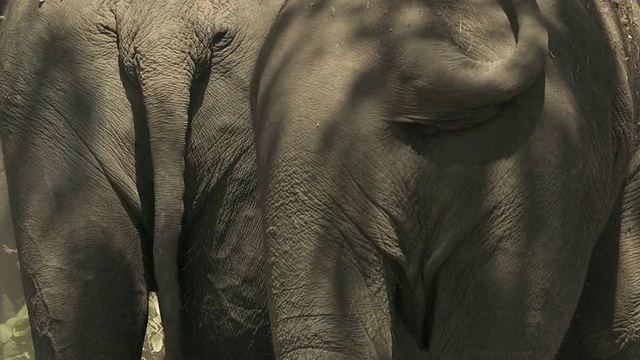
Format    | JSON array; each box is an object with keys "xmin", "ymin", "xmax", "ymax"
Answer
[
  {"xmin": 0, "ymin": 293, "xmax": 166, "ymax": 360},
  {"xmin": 0, "ymin": 303, "xmax": 33, "ymax": 360},
  {"xmin": 142, "ymin": 292, "xmax": 165, "ymax": 360}
]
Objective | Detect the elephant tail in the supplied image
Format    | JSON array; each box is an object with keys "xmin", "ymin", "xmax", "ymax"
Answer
[
  {"xmin": 146, "ymin": 80, "xmax": 189, "ymax": 360},
  {"xmin": 141, "ymin": 74, "xmax": 189, "ymax": 359},
  {"xmin": 115, "ymin": 4, "xmax": 225, "ymax": 359},
  {"xmin": 391, "ymin": 0, "xmax": 548, "ymax": 127}
]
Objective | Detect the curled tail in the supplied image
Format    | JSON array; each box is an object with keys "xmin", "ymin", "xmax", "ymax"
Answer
[{"xmin": 391, "ymin": 0, "xmax": 548, "ymax": 127}]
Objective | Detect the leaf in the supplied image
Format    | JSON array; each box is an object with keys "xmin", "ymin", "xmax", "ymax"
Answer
[
  {"xmin": 12, "ymin": 318, "xmax": 31, "ymax": 339},
  {"xmin": 3, "ymin": 340, "xmax": 19, "ymax": 358},
  {"xmin": 5, "ymin": 317, "xmax": 18, "ymax": 328},
  {"xmin": 16, "ymin": 304, "xmax": 29, "ymax": 319},
  {"xmin": 12, "ymin": 326, "xmax": 31, "ymax": 339},
  {"xmin": 0, "ymin": 324, "xmax": 12, "ymax": 343},
  {"xmin": 149, "ymin": 333, "xmax": 164, "ymax": 353},
  {"xmin": 13, "ymin": 353, "xmax": 32, "ymax": 360},
  {"xmin": 13, "ymin": 318, "xmax": 29, "ymax": 331}
]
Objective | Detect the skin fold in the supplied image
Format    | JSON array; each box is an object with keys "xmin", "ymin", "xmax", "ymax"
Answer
[
  {"xmin": 0, "ymin": 0, "xmax": 285, "ymax": 359},
  {"xmin": 253, "ymin": 0, "xmax": 640, "ymax": 358}
]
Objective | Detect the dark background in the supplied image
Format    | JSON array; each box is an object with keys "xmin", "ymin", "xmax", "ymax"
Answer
[
  {"xmin": 0, "ymin": 143, "xmax": 22, "ymax": 324},
  {"xmin": 0, "ymin": 4, "xmax": 24, "ymax": 325}
]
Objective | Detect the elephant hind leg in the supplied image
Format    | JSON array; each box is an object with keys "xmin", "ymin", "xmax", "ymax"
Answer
[
  {"xmin": 7, "ymin": 149, "xmax": 149, "ymax": 359},
  {"xmin": 179, "ymin": 194, "xmax": 272, "ymax": 359},
  {"xmin": 560, "ymin": 163, "xmax": 640, "ymax": 360}
]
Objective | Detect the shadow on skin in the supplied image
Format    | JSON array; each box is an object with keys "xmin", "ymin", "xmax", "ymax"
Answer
[
  {"xmin": 253, "ymin": 0, "xmax": 639, "ymax": 358},
  {"xmin": 0, "ymin": 3, "xmax": 149, "ymax": 357}
]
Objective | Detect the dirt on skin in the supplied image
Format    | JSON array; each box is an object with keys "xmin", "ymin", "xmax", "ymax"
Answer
[
  {"xmin": 586, "ymin": 0, "xmax": 640, "ymax": 144},
  {"xmin": 610, "ymin": 0, "xmax": 640, "ymax": 117}
]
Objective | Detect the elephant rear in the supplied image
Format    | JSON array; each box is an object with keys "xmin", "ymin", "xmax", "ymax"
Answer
[{"xmin": 0, "ymin": 0, "xmax": 279, "ymax": 359}]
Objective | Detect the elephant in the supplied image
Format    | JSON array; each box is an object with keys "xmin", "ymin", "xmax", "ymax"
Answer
[
  {"xmin": 0, "ymin": 0, "xmax": 286, "ymax": 358},
  {"xmin": 252, "ymin": 0, "xmax": 640, "ymax": 358}
]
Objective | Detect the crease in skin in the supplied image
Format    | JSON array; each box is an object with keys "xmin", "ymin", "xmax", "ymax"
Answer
[
  {"xmin": 343, "ymin": 167, "xmax": 408, "ymax": 266},
  {"xmin": 331, "ymin": 224, "xmax": 391, "ymax": 351},
  {"xmin": 265, "ymin": 177, "xmax": 393, "ymax": 357}
]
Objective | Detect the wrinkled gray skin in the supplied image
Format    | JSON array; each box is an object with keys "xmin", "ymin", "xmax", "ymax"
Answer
[
  {"xmin": 253, "ymin": 0, "xmax": 640, "ymax": 358},
  {"xmin": 0, "ymin": 0, "xmax": 285, "ymax": 359}
]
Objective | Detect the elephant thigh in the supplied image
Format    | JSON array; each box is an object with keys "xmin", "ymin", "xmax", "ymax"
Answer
[{"xmin": 566, "ymin": 169, "xmax": 640, "ymax": 360}]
